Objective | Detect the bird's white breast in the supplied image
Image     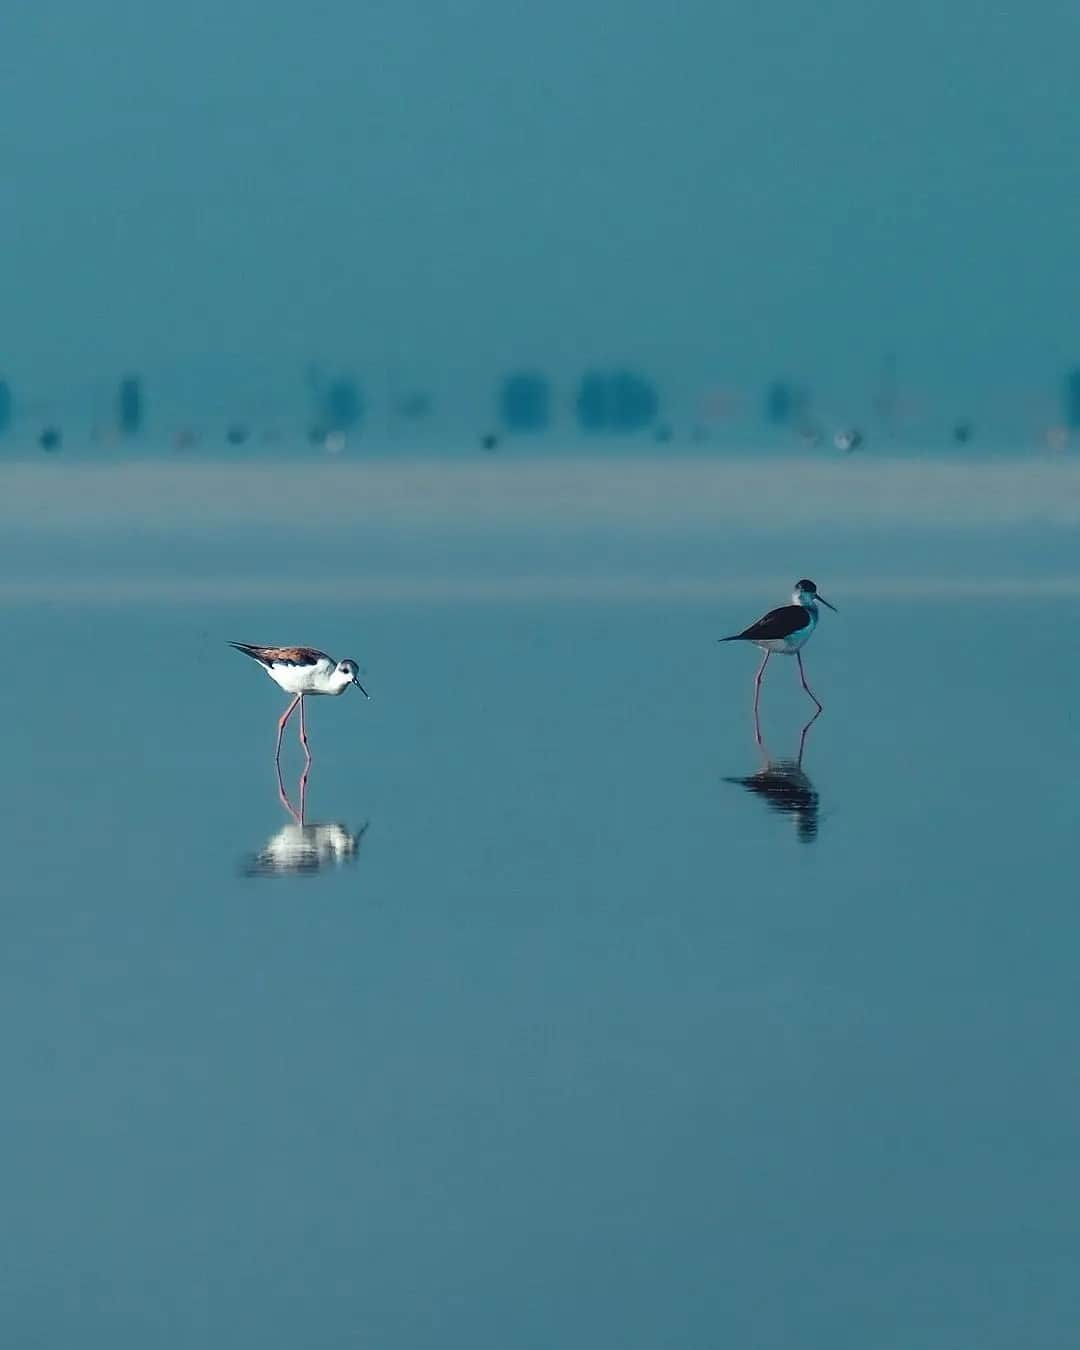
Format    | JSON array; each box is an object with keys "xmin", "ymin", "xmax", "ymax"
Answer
[{"xmin": 263, "ymin": 658, "xmax": 336, "ymax": 695}]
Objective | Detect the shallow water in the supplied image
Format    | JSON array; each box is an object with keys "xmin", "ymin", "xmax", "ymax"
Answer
[{"xmin": 4, "ymin": 455, "xmax": 1080, "ymax": 1347}]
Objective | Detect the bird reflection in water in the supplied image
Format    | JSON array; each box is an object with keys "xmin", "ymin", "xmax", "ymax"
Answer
[
  {"xmin": 243, "ymin": 760, "xmax": 368, "ymax": 877},
  {"xmin": 724, "ymin": 709, "xmax": 821, "ymax": 843},
  {"xmin": 245, "ymin": 819, "xmax": 369, "ymax": 877}
]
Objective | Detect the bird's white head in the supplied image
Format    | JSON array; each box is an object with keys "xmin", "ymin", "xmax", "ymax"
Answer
[
  {"xmin": 333, "ymin": 659, "xmax": 370, "ymax": 698},
  {"xmin": 792, "ymin": 579, "xmax": 837, "ymax": 613}
]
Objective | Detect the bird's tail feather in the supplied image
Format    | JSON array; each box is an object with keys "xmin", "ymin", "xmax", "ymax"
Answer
[{"xmin": 229, "ymin": 641, "xmax": 264, "ymax": 661}]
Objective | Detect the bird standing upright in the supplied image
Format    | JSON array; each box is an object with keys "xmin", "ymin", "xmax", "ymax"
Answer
[
  {"xmin": 229, "ymin": 642, "xmax": 370, "ymax": 765},
  {"xmin": 720, "ymin": 579, "xmax": 836, "ymax": 718}
]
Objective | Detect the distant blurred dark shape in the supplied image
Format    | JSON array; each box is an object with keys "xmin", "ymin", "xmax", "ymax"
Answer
[
  {"xmin": 833, "ymin": 427, "xmax": 863, "ymax": 453},
  {"xmin": 576, "ymin": 370, "xmax": 659, "ymax": 433},
  {"xmin": 653, "ymin": 422, "xmax": 673, "ymax": 443},
  {"xmin": 307, "ymin": 425, "xmax": 326, "ymax": 445},
  {"xmin": 481, "ymin": 431, "xmax": 499, "ymax": 451},
  {"xmin": 325, "ymin": 377, "xmax": 362, "ymax": 431},
  {"xmin": 116, "ymin": 375, "xmax": 143, "ymax": 434},
  {"xmin": 498, "ymin": 372, "xmax": 551, "ymax": 432},
  {"xmin": 952, "ymin": 420, "xmax": 974, "ymax": 444},
  {"xmin": 395, "ymin": 390, "xmax": 433, "ymax": 421},
  {"xmin": 173, "ymin": 427, "xmax": 197, "ymax": 450},
  {"xmin": 0, "ymin": 379, "xmax": 12, "ymax": 434},
  {"xmin": 576, "ymin": 372, "xmax": 608, "ymax": 430},
  {"xmin": 308, "ymin": 366, "xmax": 364, "ymax": 435},
  {"xmin": 797, "ymin": 420, "xmax": 824, "ymax": 447},
  {"xmin": 225, "ymin": 424, "xmax": 249, "ymax": 445},
  {"xmin": 38, "ymin": 426, "xmax": 62, "ymax": 451},
  {"xmin": 611, "ymin": 371, "xmax": 659, "ymax": 431},
  {"xmin": 1063, "ymin": 368, "xmax": 1080, "ymax": 429},
  {"xmin": 764, "ymin": 379, "xmax": 808, "ymax": 426}
]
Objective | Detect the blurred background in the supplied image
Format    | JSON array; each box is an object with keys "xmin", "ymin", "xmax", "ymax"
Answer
[{"xmin": 4, "ymin": 0, "xmax": 1080, "ymax": 454}]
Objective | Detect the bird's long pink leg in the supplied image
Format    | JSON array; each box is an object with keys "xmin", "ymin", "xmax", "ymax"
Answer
[
  {"xmin": 753, "ymin": 701, "xmax": 767, "ymax": 753},
  {"xmin": 298, "ymin": 695, "xmax": 312, "ymax": 764},
  {"xmin": 796, "ymin": 651, "xmax": 823, "ymax": 712},
  {"xmin": 275, "ymin": 694, "xmax": 301, "ymax": 763},
  {"xmin": 753, "ymin": 650, "xmax": 771, "ymax": 724}
]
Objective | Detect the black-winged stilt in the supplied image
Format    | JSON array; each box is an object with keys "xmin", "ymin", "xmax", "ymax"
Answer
[
  {"xmin": 229, "ymin": 643, "xmax": 370, "ymax": 767},
  {"xmin": 720, "ymin": 579, "xmax": 836, "ymax": 717}
]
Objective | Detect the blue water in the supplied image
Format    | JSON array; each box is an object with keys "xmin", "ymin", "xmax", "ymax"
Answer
[{"xmin": 3, "ymin": 455, "xmax": 1079, "ymax": 1347}]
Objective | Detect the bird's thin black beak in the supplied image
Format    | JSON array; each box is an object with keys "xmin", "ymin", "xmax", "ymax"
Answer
[
  {"xmin": 353, "ymin": 676, "xmax": 371, "ymax": 698},
  {"xmin": 818, "ymin": 595, "xmax": 837, "ymax": 612}
]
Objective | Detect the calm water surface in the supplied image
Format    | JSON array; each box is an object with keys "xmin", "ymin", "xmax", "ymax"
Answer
[{"xmin": 3, "ymin": 457, "xmax": 1079, "ymax": 1347}]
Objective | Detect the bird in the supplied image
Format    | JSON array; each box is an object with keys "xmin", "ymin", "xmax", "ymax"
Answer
[
  {"xmin": 229, "ymin": 643, "xmax": 370, "ymax": 763},
  {"xmin": 720, "ymin": 580, "xmax": 836, "ymax": 717}
]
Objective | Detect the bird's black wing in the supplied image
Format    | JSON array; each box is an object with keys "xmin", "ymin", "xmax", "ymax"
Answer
[{"xmin": 728, "ymin": 604, "xmax": 810, "ymax": 642}]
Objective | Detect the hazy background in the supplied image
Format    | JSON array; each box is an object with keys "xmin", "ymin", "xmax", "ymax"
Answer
[{"xmin": 4, "ymin": 0, "xmax": 1080, "ymax": 422}]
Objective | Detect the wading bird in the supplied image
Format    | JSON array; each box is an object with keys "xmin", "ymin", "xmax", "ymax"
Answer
[
  {"xmin": 229, "ymin": 643, "xmax": 370, "ymax": 764},
  {"xmin": 720, "ymin": 580, "xmax": 836, "ymax": 717}
]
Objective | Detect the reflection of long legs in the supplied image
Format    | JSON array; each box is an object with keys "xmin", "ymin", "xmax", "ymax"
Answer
[
  {"xmin": 275, "ymin": 694, "xmax": 302, "ymax": 763},
  {"xmin": 796, "ymin": 707, "xmax": 822, "ymax": 765},
  {"xmin": 275, "ymin": 758, "xmax": 311, "ymax": 826},
  {"xmin": 298, "ymin": 695, "xmax": 312, "ymax": 764},
  {"xmin": 276, "ymin": 755, "xmax": 301, "ymax": 824},
  {"xmin": 796, "ymin": 651, "xmax": 823, "ymax": 712},
  {"xmin": 753, "ymin": 651, "xmax": 771, "ymax": 722},
  {"xmin": 298, "ymin": 759, "xmax": 310, "ymax": 826}
]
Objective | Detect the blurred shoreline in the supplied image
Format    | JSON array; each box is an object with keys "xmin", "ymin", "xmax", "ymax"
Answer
[{"xmin": 4, "ymin": 454, "xmax": 1080, "ymax": 532}]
